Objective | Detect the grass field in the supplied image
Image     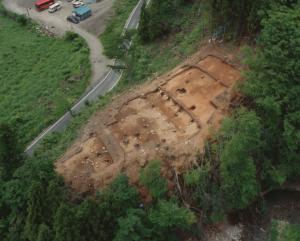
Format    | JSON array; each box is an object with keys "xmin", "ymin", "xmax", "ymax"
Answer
[{"xmin": 0, "ymin": 14, "xmax": 90, "ymax": 146}]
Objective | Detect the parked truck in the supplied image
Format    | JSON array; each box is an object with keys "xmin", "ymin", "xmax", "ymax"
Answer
[{"xmin": 72, "ymin": 5, "xmax": 92, "ymax": 21}]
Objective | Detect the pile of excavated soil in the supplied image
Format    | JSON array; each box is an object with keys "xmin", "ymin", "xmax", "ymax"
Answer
[{"xmin": 56, "ymin": 45, "xmax": 243, "ymax": 194}]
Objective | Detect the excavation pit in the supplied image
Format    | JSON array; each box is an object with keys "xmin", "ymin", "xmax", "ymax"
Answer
[{"xmin": 56, "ymin": 48, "xmax": 242, "ymax": 193}]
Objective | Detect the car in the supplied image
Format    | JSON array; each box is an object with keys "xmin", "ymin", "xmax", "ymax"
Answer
[
  {"xmin": 72, "ymin": 0, "xmax": 84, "ymax": 8},
  {"xmin": 48, "ymin": 1, "xmax": 62, "ymax": 13},
  {"xmin": 73, "ymin": 1, "xmax": 84, "ymax": 8},
  {"xmin": 66, "ymin": 15, "xmax": 80, "ymax": 24}
]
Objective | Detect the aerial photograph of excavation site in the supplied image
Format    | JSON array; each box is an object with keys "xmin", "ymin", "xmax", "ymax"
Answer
[{"xmin": 0, "ymin": 0, "xmax": 299, "ymax": 240}]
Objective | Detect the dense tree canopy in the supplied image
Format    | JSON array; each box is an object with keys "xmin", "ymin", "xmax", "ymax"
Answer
[
  {"xmin": 138, "ymin": 0, "xmax": 184, "ymax": 41},
  {"xmin": 0, "ymin": 124, "xmax": 21, "ymax": 180},
  {"xmin": 211, "ymin": 0, "xmax": 298, "ymax": 36},
  {"xmin": 242, "ymin": 4, "xmax": 300, "ymax": 183},
  {"xmin": 219, "ymin": 110, "xmax": 263, "ymax": 209}
]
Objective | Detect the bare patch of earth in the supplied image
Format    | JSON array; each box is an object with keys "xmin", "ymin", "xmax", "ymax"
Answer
[{"xmin": 56, "ymin": 44, "xmax": 243, "ymax": 194}]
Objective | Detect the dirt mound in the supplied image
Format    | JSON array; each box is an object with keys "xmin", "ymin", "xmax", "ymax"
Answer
[{"xmin": 56, "ymin": 45, "xmax": 242, "ymax": 194}]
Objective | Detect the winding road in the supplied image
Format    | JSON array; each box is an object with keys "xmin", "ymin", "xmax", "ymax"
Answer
[{"xmin": 3, "ymin": 0, "xmax": 147, "ymax": 155}]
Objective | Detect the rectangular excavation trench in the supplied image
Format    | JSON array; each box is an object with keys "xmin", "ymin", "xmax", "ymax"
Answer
[{"xmin": 56, "ymin": 55, "xmax": 242, "ymax": 193}]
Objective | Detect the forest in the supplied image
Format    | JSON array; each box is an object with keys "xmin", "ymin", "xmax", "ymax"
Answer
[{"xmin": 0, "ymin": 0, "xmax": 299, "ymax": 240}]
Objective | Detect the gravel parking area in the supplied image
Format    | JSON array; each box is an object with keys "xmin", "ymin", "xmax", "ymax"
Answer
[{"xmin": 15, "ymin": 0, "xmax": 115, "ymax": 35}]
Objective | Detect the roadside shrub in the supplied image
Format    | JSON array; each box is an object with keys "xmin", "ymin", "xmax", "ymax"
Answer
[
  {"xmin": 64, "ymin": 31, "xmax": 79, "ymax": 42},
  {"xmin": 15, "ymin": 14, "xmax": 28, "ymax": 26}
]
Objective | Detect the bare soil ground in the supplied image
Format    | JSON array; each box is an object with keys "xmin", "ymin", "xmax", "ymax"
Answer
[{"xmin": 56, "ymin": 44, "xmax": 243, "ymax": 194}]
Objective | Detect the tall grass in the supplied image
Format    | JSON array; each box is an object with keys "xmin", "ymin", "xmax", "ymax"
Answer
[{"xmin": 0, "ymin": 13, "xmax": 90, "ymax": 146}]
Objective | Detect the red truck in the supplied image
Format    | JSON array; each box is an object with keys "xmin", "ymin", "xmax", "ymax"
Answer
[{"xmin": 35, "ymin": 0, "xmax": 55, "ymax": 11}]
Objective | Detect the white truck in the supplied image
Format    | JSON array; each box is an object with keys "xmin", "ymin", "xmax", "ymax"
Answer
[{"xmin": 48, "ymin": 1, "xmax": 62, "ymax": 13}]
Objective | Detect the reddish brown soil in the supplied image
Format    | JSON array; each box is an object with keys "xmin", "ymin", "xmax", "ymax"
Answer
[{"xmin": 56, "ymin": 45, "xmax": 243, "ymax": 194}]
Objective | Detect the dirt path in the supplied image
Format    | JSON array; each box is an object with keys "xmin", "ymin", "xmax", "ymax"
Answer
[{"xmin": 3, "ymin": 0, "xmax": 112, "ymax": 85}]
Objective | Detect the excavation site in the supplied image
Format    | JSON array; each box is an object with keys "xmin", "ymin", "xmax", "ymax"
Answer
[{"xmin": 56, "ymin": 46, "xmax": 242, "ymax": 194}]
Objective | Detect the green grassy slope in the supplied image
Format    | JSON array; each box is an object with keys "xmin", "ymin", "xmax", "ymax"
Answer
[
  {"xmin": 0, "ymin": 15, "xmax": 90, "ymax": 146},
  {"xmin": 101, "ymin": 0, "xmax": 211, "ymax": 89}
]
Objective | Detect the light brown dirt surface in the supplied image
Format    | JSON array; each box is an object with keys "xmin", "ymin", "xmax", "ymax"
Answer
[{"xmin": 56, "ymin": 45, "xmax": 243, "ymax": 194}]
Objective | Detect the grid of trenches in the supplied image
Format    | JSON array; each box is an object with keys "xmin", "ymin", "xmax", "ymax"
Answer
[{"xmin": 56, "ymin": 53, "xmax": 241, "ymax": 194}]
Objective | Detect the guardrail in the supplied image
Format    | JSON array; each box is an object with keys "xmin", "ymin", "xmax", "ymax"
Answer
[{"xmin": 25, "ymin": 0, "xmax": 147, "ymax": 155}]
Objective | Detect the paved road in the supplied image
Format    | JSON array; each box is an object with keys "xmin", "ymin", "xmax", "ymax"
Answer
[
  {"xmin": 3, "ymin": 0, "xmax": 147, "ymax": 155},
  {"xmin": 25, "ymin": 69, "xmax": 122, "ymax": 155}
]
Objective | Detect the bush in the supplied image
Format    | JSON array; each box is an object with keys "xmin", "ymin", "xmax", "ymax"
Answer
[
  {"xmin": 149, "ymin": 200, "xmax": 196, "ymax": 237},
  {"xmin": 140, "ymin": 160, "xmax": 167, "ymax": 199},
  {"xmin": 15, "ymin": 14, "xmax": 28, "ymax": 26},
  {"xmin": 64, "ymin": 31, "xmax": 79, "ymax": 41}
]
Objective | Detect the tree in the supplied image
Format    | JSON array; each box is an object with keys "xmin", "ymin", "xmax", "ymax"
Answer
[
  {"xmin": 53, "ymin": 203, "xmax": 80, "ymax": 241},
  {"xmin": 138, "ymin": 0, "xmax": 183, "ymax": 41},
  {"xmin": 138, "ymin": 3, "xmax": 151, "ymax": 41},
  {"xmin": 24, "ymin": 182, "xmax": 46, "ymax": 241},
  {"xmin": 242, "ymin": 5, "xmax": 300, "ymax": 183},
  {"xmin": 45, "ymin": 177, "xmax": 66, "ymax": 223},
  {"xmin": 36, "ymin": 224, "xmax": 53, "ymax": 241},
  {"xmin": 184, "ymin": 164, "xmax": 225, "ymax": 223},
  {"xmin": 113, "ymin": 209, "xmax": 152, "ymax": 241},
  {"xmin": 0, "ymin": 123, "xmax": 21, "ymax": 180},
  {"xmin": 140, "ymin": 160, "xmax": 167, "ymax": 199},
  {"xmin": 75, "ymin": 199, "xmax": 107, "ymax": 241},
  {"xmin": 211, "ymin": 0, "xmax": 298, "ymax": 37},
  {"xmin": 101, "ymin": 174, "xmax": 139, "ymax": 214},
  {"xmin": 93, "ymin": 175, "xmax": 140, "ymax": 241},
  {"xmin": 219, "ymin": 109, "xmax": 263, "ymax": 210},
  {"xmin": 149, "ymin": 200, "xmax": 196, "ymax": 240}
]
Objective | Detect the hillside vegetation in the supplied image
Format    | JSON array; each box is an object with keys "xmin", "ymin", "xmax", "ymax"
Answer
[
  {"xmin": 0, "ymin": 0, "xmax": 299, "ymax": 240},
  {"xmin": 0, "ymin": 9, "xmax": 90, "ymax": 146},
  {"xmin": 102, "ymin": 0, "xmax": 211, "ymax": 88}
]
